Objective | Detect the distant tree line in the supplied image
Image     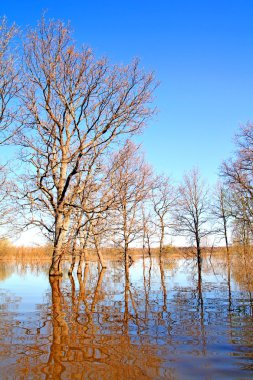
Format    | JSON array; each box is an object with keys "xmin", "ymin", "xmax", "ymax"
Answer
[{"xmin": 0, "ymin": 16, "xmax": 252, "ymax": 276}]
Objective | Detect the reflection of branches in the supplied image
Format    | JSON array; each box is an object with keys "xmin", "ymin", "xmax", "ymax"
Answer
[
  {"xmin": 91, "ymin": 268, "xmax": 106, "ymax": 312},
  {"xmin": 5, "ymin": 257, "xmax": 242, "ymax": 378},
  {"xmin": 227, "ymin": 249, "xmax": 232, "ymax": 312},
  {"xmin": 142, "ymin": 256, "xmax": 150, "ymax": 320},
  {"xmin": 76, "ymin": 264, "xmax": 92, "ymax": 331},
  {"xmin": 196, "ymin": 269, "xmax": 207, "ymax": 359}
]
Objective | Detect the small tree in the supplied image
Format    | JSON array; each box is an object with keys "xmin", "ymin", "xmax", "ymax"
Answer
[
  {"xmin": 109, "ymin": 141, "xmax": 152, "ymax": 277},
  {"xmin": 152, "ymin": 175, "xmax": 176, "ymax": 258},
  {"xmin": 141, "ymin": 203, "xmax": 156, "ymax": 257},
  {"xmin": 174, "ymin": 168, "xmax": 211, "ymax": 274},
  {"xmin": 212, "ymin": 182, "xmax": 231, "ymax": 253}
]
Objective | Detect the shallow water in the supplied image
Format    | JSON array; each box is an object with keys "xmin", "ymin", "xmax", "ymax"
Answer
[{"xmin": 1, "ymin": 254, "xmax": 253, "ymax": 379}]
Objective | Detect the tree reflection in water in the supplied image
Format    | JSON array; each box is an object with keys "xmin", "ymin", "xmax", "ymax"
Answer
[
  {"xmin": 1, "ymin": 255, "xmax": 253, "ymax": 379},
  {"xmin": 46, "ymin": 264, "xmax": 166, "ymax": 379}
]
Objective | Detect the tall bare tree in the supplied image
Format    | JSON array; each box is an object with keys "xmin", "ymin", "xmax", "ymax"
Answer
[{"xmin": 19, "ymin": 17, "xmax": 156, "ymax": 276}]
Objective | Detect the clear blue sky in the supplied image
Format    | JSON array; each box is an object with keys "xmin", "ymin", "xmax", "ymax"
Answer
[{"xmin": 1, "ymin": 0, "xmax": 253, "ymax": 184}]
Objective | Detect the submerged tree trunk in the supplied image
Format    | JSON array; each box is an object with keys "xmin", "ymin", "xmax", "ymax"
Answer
[
  {"xmin": 223, "ymin": 216, "xmax": 229, "ymax": 254},
  {"xmin": 93, "ymin": 234, "xmax": 107, "ymax": 269},
  {"xmin": 196, "ymin": 236, "xmax": 202, "ymax": 277},
  {"xmin": 91, "ymin": 269, "xmax": 106, "ymax": 311},
  {"xmin": 223, "ymin": 207, "xmax": 231, "ymax": 309},
  {"xmin": 159, "ymin": 222, "xmax": 165, "ymax": 258},
  {"xmin": 68, "ymin": 240, "xmax": 78, "ymax": 275},
  {"xmin": 76, "ymin": 228, "xmax": 91, "ymax": 275},
  {"xmin": 49, "ymin": 247, "xmax": 63, "ymax": 276},
  {"xmin": 124, "ymin": 243, "xmax": 130, "ymax": 283},
  {"xmin": 96, "ymin": 247, "xmax": 106, "ymax": 269},
  {"xmin": 68, "ymin": 253, "xmax": 76, "ymax": 276},
  {"xmin": 77, "ymin": 250, "xmax": 85, "ymax": 275},
  {"xmin": 147, "ymin": 234, "xmax": 152, "ymax": 258},
  {"xmin": 49, "ymin": 214, "xmax": 70, "ymax": 276},
  {"xmin": 159, "ymin": 256, "xmax": 167, "ymax": 313},
  {"xmin": 226, "ymin": 245, "xmax": 232, "ymax": 311},
  {"xmin": 49, "ymin": 239, "xmax": 65, "ymax": 276}
]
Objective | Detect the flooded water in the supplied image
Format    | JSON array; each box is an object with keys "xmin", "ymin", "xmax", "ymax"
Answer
[{"xmin": 1, "ymin": 254, "xmax": 253, "ymax": 379}]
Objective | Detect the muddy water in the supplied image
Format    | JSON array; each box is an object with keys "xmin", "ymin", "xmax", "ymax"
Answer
[{"xmin": 1, "ymin": 255, "xmax": 253, "ymax": 379}]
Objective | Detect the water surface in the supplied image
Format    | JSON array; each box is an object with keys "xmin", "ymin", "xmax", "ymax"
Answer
[{"xmin": 1, "ymin": 254, "xmax": 253, "ymax": 379}]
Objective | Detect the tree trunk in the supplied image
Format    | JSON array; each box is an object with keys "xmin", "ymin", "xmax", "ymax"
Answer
[
  {"xmin": 196, "ymin": 236, "xmax": 202, "ymax": 279},
  {"xmin": 94, "ymin": 236, "xmax": 107, "ymax": 268},
  {"xmin": 159, "ymin": 255, "xmax": 167, "ymax": 313},
  {"xmin": 159, "ymin": 223, "xmax": 165, "ymax": 258},
  {"xmin": 124, "ymin": 242, "xmax": 130, "ymax": 282},
  {"xmin": 124, "ymin": 265, "xmax": 130, "ymax": 334},
  {"xmin": 223, "ymin": 215, "xmax": 229, "ymax": 254},
  {"xmin": 49, "ymin": 244, "xmax": 63, "ymax": 276},
  {"xmin": 96, "ymin": 248, "xmax": 106, "ymax": 269},
  {"xmin": 91, "ymin": 269, "xmax": 106, "ymax": 311},
  {"xmin": 146, "ymin": 233, "xmax": 152, "ymax": 260},
  {"xmin": 227, "ymin": 248, "xmax": 232, "ymax": 311},
  {"xmin": 68, "ymin": 240, "xmax": 77, "ymax": 275},
  {"xmin": 77, "ymin": 250, "xmax": 84, "ymax": 275},
  {"xmin": 49, "ymin": 214, "xmax": 69, "ymax": 276}
]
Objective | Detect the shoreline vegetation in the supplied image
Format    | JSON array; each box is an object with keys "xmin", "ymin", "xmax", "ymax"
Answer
[{"xmin": 0, "ymin": 241, "xmax": 252, "ymax": 262}]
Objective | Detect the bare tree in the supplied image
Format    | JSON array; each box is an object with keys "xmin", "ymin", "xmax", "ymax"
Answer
[
  {"xmin": 152, "ymin": 175, "xmax": 176, "ymax": 257},
  {"xmin": 109, "ymin": 141, "xmax": 152, "ymax": 277},
  {"xmin": 89, "ymin": 215, "xmax": 109, "ymax": 269},
  {"xmin": 18, "ymin": 17, "xmax": 156, "ymax": 276},
  {"xmin": 174, "ymin": 168, "xmax": 211, "ymax": 274},
  {"xmin": 141, "ymin": 203, "xmax": 156, "ymax": 257},
  {"xmin": 212, "ymin": 182, "xmax": 231, "ymax": 253}
]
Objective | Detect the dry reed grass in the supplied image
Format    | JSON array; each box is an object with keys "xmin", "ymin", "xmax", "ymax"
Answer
[
  {"xmin": 0, "ymin": 240, "xmax": 53, "ymax": 261},
  {"xmin": 1, "ymin": 239, "xmax": 251, "ymax": 263}
]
